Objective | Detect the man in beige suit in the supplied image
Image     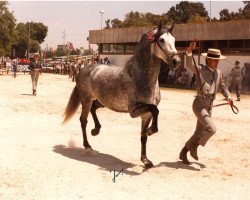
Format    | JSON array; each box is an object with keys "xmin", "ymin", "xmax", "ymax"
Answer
[
  {"xmin": 179, "ymin": 42, "xmax": 233, "ymax": 165},
  {"xmin": 28, "ymin": 55, "xmax": 41, "ymax": 96}
]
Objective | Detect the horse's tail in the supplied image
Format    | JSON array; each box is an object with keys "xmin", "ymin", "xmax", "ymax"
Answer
[{"xmin": 62, "ymin": 86, "xmax": 80, "ymax": 124}]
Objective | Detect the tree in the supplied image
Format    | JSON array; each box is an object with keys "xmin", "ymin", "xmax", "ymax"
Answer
[
  {"xmin": 121, "ymin": 11, "xmax": 152, "ymax": 27},
  {"xmin": 104, "ymin": 19, "xmax": 111, "ymax": 29},
  {"xmin": 242, "ymin": 1, "xmax": 250, "ymax": 19},
  {"xmin": 166, "ymin": 1, "xmax": 209, "ymax": 24},
  {"xmin": 11, "ymin": 21, "xmax": 48, "ymax": 58},
  {"xmin": 219, "ymin": 9, "xmax": 232, "ymax": 21},
  {"xmin": 55, "ymin": 47, "xmax": 66, "ymax": 57},
  {"xmin": 187, "ymin": 14, "xmax": 207, "ymax": 24},
  {"xmin": 107, "ymin": 11, "xmax": 170, "ymax": 28},
  {"xmin": 0, "ymin": 1, "xmax": 16, "ymax": 57},
  {"xmin": 26, "ymin": 22, "xmax": 48, "ymax": 44},
  {"xmin": 111, "ymin": 18, "xmax": 122, "ymax": 28},
  {"xmin": 218, "ymin": 2, "xmax": 250, "ymax": 21}
]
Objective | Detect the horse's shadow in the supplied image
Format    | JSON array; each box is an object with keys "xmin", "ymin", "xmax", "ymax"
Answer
[
  {"xmin": 53, "ymin": 144, "xmax": 140, "ymax": 176},
  {"xmin": 155, "ymin": 161, "xmax": 206, "ymax": 171}
]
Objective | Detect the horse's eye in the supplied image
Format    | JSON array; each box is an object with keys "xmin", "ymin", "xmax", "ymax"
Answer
[{"xmin": 159, "ymin": 38, "xmax": 165, "ymax": 43}]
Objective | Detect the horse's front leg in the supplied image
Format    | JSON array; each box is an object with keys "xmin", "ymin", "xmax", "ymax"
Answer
[
  {"xmin": 140, "ymin": 114, "xmax": 154, "ymax": 168},
  {"xmin": 90, "ymin": 100, "xmax": 104, "ymax": 136},
  {"xmin": 129, "ymin": 102, "xmax": 159, "ymax": 136}
]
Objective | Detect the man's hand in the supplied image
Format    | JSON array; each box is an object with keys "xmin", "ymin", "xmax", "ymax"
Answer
[
  {"xmin": 227, "ymin": 97, "xmax": 233, "ymax": 106},
  {"xmin": 187, "ymin": 40, "xmax": 197, "ymax": 53}
]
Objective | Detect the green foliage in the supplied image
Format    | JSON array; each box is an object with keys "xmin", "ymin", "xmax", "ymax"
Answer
[
  {"xmin": 27, "ymin": 22, "xmax": 48, "ymax": 44},
  {"xmin": 187, "ymin": 14, "xmax": 207, "ymax": 24},
  {"xmin": 166, "ymin": 1, "xmax": 209, "ymax": 24},
  {"xmin": 0, "ymin": 1, "xmax": 48, "ymax": 58},
  {"xmin": 111, "ymin": 18, "xmax": 122, "ymax": 28},
  {"xmin": 219, "ymin": 2, "xmax": 250, "ymax": 21},
  {"xmin": 55, "ymin": 47, "xmax": 67, "ymax": 57},
  {"xmin": 0, "ymin": 1, "xmax": 16, "ymax": 56},
  {"xmin": 84, "ymin": 48, "xmax": 94, "ymax": 55},
  {"xmin": 242, "ymin": 1, "xmax": 250, "ymax": 19},
  {"xmin": 45, "ymin": 50, "xmax": 55, "ymax": 59},
  {"xmin": 105, "ymin": 11, "xmax": 169, "ymax": 28}
]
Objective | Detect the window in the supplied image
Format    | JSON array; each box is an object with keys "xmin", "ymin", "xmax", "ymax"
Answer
[
  {"xmin": 109, "ymin": 44, "xmax": 114, "ymax": 53},
  {"xmin": 125, "ymin": 44, "xmax": 134, "ymax": 53},
  {"xmin": 113, "ymin": 44, "xmax": 124, "ymax": 53},
  {"xmin": 103, "ymin": 44, "xmax": 109, "ymax": 53}
]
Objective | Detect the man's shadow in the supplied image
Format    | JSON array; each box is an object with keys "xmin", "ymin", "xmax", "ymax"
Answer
[{"xmin": 53, "ymin": 144, "xmax": 140, "ymax": 176}]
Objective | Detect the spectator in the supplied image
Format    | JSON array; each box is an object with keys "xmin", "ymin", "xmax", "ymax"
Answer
[
  {"xmin": 28, "ymin": 55, "xmax": 41, "ymax": 96},
  {"xmin": 12, "ymin": 57, "xmax": 18, "ymax": 78},
  {"xmin": 190, "ymin": 73, "xmax": 196, "ymax": 88},
  {"xmin": 168, "ymin": 68, "xmax": 176, "ymax": 83},
  {"xmin": 228, "ymin": 60, "xmax": 241, "ymax": 101},
  {"xmin": 176, "ymin": 68, "xmax": 189, "ymax": 87}
]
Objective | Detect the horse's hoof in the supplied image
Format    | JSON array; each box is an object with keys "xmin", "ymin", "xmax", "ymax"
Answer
[
  {"xmin": 147, "ymin": 129, "xmax": 154, "ymax": 136},
  {"xmin": 84, "ymin": 143, "xmax": 92, "ymax": 150},
  {"xmin": 91, "ymin": 128, "xmax": 100, "ymax": 136},
  {"xmin": 85, "ymin": 146, "xmax": 93, "ymax": 150},
  {"xmin": 142, "ymin": 159, "xmax": 154, "ymax": 169},
  {"xmin": 147, "ymin": 127, "xmax": 158, "ymax": 136}
]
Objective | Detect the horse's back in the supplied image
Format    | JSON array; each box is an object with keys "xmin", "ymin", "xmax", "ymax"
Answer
[{"xmin": 76, "ymin": 63, "xmax": 132, "ymax": 112}]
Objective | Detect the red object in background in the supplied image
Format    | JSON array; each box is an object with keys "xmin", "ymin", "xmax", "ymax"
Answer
[{"xmin": 18, "ymin": 58, "xmax": 30, "ymax": 65}]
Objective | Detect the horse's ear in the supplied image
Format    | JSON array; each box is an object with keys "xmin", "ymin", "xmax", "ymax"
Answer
[
  {"xmin": 157, "ymin": 21, "xmax": 163, "ymax": 32},
  {"xmin": 168, "ymin": 23, "xmax": 175, "ymax": 34}
]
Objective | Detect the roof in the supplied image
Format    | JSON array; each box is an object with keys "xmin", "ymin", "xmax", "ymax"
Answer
[{"xmin": 89, "ymin": 19, "xmax": 250, "ymax": 44}]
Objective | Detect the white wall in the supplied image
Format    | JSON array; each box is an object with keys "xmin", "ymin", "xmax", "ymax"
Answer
[
  {"xmin": 100, "ymin": 54, "xmax": 132, "ymax": 67},
  {"xmin": 100, "ymin": 53, "xmax": 249, "ymax": 89}
]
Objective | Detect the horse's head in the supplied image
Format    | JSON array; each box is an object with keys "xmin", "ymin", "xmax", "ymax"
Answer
[{"xmin": 147, "ymin": 23, "xmax": 181, "ymax": 70}]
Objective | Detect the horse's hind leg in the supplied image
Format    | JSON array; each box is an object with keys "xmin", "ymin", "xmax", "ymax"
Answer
[
  {"xmin": 90, "ymin": 100, "xmax": 104, "ymax": 136},
  {"xmin": 79, "ymin": 99, "xmax": 93, "ymax": 149},
  {"xmin": 141, "ymin": 114, "xmax": 154, "ymax": 168}
]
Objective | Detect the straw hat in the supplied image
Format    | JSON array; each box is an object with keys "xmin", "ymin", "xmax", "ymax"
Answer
[{"xmin": 201, "ymin": 48, "xmax": 226, "ymax": 60}]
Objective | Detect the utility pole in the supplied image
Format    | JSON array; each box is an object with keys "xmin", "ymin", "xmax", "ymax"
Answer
[
  {"xmin": 210, "ymin": 0, "xmax": 212, "ymax": 22},
  {"xmin": 100, "ymin": 10, "xmax": 105, "ymax": 29},
  {"xmin": 62, "ymin": 29, "xmax": 67, "ymax": 45},
  {"xmin": 28, "ymin": 21, "xmax": 31, "ymax": 59}
]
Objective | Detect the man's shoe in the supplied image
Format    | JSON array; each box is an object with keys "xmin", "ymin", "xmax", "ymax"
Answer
[
  {"xmin": 236, "ymin": 97, "xmax": 241, "ymax": 101},
  {"xmin": 179, "ymin": 146, "xmax": 191, "ymax": 165},
  {"xmin": 189, "ymin": 143, "xmax": 199, "ymax": 160}
]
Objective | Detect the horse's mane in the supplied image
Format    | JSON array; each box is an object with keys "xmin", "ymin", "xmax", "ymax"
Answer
[
  {"xmin": 124, "ymin": 32, "xmax": 149, "ymax": 72},
  {"xmin": 124, "ymin": 26, "xmax": 170, "ymax": 75}
]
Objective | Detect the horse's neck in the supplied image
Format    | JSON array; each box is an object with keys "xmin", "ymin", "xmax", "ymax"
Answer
[{"xmin": 131, "ymin": 38, "xmax": 161, "ymax": 83}]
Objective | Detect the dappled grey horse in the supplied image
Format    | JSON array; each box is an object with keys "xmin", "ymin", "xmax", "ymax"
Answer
[{"xmin": 63, "ymin": 23, "xmax": 180, "ymax": 168}]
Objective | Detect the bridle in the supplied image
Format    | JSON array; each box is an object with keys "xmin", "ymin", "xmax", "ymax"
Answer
[{"xmin": 147, "ymin": 31, "xmax": 180, "ymax": 62}]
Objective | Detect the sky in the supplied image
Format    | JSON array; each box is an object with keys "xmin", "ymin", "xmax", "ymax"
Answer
[{"xmin": 8, "ymin": 0, "xmax": 245, "ymax": 50}]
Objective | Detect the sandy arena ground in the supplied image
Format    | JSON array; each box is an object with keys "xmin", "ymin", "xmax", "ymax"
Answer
[{"xmin": 0, "ymin": 72, "xmax": 249, "ymax": 200}]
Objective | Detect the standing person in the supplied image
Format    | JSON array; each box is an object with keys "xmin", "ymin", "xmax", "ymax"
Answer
[
  {"xmin": 28, "ymin": 55, "xmax": 41, "ymax": 96},
  {"xmin": 228, "ymin": 60, "xmax": 241, "ymax": 101},
  {"xmin": 12, "ymin": 57, "xmax": 18, "ymax": 78},
  {"xmin": 179, "ymin": 41, "xmax": 233, "ymax": 165}
]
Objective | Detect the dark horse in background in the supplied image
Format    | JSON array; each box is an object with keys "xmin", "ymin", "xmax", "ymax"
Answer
[{"xmin": 63, "ymin": 23, "xmax": 180, "ymax": 168}]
